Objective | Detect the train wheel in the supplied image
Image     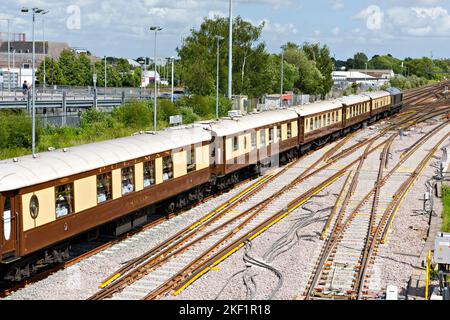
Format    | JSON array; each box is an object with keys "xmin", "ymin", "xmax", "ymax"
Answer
[{"xmin": 166, "ymin": 202, "xmax": 175, "ymax": 214}]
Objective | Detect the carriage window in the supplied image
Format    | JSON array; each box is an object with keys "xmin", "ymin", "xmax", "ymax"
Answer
[
  {"xmin": 97, "ymin": 173, "xmax": 112, "ymax": 203},
  {"xmin": 121, "ymin": 166, "xmax": 135, "ymax": 195},
  {"xmin": 251, "ymin": 132, "xmax": 257, "ymax": 150},
  {"xmin": 327, "ymin": 113, "xmax": 330, "ymax": 125},
  {"xmin": 268, "ymin": 128, "xmax": 274, "ymax": 144},
  {"xmin": 144, "ymin": 161, "xmax": 156, "ymax": 188},
  {"xmin": 287, "ymin": 123, "xmax": 292, "ymax": 138},
  {"xmin": 260, "ymin": 130, "xmax": 266, "ymax": 146},
  {"xmin": 277, "ymin": 127, "xmax": 281, "ymax": 142},
  {"xmin": 187, "ymin": 146, "xmax": 196, "ymax": 173},
  {"xmin": 55, "ymin": 183, "xmax": 74, "ymax": 218},
  {"xmin": 163, "ymin": 156, "xmax": 174, "ymax": 181},
  {"xmin": 232, "ymin": 136, "xmax": 239, "ymax": 152},
  {"xmin": 244, "ymin": 136, "xmax": 248, "ymax": 150},
  {"xmin": 309, "ymin": 118, "xmax": 313, "ymax": 131},
  {"xmin": 3, "ymin": 197, "xmax": 11, "ymax": 241}
]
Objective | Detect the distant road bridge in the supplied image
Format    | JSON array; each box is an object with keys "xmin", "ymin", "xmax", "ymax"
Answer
[{"xmin": 0, "ymin": 88, "xmax": 154, "ymax": 111}]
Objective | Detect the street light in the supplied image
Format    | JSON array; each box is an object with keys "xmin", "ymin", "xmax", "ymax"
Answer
[
  {"xmin": 150, "ymin": 26, "xmax": 162, "ymax": 132},
  {"xmin": 41, "ymin": 12, "xmax": 49, "ymax": 90},
  {"xmin": 169, "ymin": 56, "xmax": 175, "ymax": 103},
  {"xmin": 0, "ymin": 19, "xmax": 11, "ymax": 94},
  {"xmin": 365, "ymin": 62, "xmax": 368, "ymax": 85},
  {"xmin": 22, "ymin": 7, "xmax": 49, "ymax": 157},
  {"xmin": 228, "ymin": 0, "xmax": 233, "ymax": 100},
  {"xmin": 280, "ymin": 47, "xmax": 284, "ymax": 108},
  {"xmin": 104, "ymin": 56, "xmax": 107, "ymax": 98},
  {"xmin": 215, "ymin": 35, "xmax": 224, "ymax": 119}
]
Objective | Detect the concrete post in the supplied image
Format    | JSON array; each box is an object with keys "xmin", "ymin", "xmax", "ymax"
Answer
[
  {"xmin": 94, "ymin": 88, "xmax": 98, "ymax": 110},
  {"xmin": 27, "ymin": 89, "xmax": 31, "ymax": 114},
  {"xmin": 62, "ymin": 90, "xmax": 67, "ymax": 127}
]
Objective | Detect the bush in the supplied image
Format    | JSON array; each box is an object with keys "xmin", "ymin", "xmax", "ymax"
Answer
[
  {"xmin": 0, "ymin": 113, "xmax": 9, "ymax": 148},
  {"xmin": 0, "ymin": 111, "xmax": 39, "ymax": 149},
  {"xmin": 179, "ymin": 107, "xmax": 201, "ymax": 124},
  {"xmin": 111, "ymin": 99, "xmax": 152, "ymax": 129},
  {"xmin": 80, "ymin": 108, "xmax": 110, "ymax": 128},
  {"xmin": 158, "ymin": 99, "xmax": 180, "ymax": 122}
]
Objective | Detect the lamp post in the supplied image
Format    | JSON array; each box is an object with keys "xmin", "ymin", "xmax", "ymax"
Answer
[
  {"xmin": 365, "ymin": 62, "xmax": 368, "ymax": 86},
  {"xmin": 42, "ymin": 13, "xmax": 48, "ymax": 90},
  {"xmin": 215, "ymin": 35, "xmax": 224, "ymax": 119},
  {"xmin": 0, "ymin": 19, "xmax": 11, "ymax": 94},
  {"xmin": 21, "ymin": 7, "xmax": 48, "ymax": 157},
  {"xmin": 150, "ymin": 26, "xmax": 162, "ymax": 132},
  {"xmin": 104, "ymin": 55, "xmax": 107, "ymax": 98},
  {"xmin": 280, "ymin": 47, "xmax": 284, "ymax": 108},
  {"xmin": 228, "ymin": 0, "xmax": 233, "ymax": 100},
  {"xmin": 170, "ymin": 56, "xmax": 175, "ymax": 103}
]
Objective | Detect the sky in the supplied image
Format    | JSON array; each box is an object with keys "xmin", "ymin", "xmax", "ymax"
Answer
[{"xmin": 0, "ymin": 0, "xmax": 449, "ymax": 61}]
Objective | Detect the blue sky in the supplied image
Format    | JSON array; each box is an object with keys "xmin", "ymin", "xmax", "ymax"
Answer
[{"xmin": 1, "ymin": 0, "xmax": 449, "ymax": 60}]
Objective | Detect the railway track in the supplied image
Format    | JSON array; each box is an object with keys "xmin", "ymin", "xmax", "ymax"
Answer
[
  {"xmin": 303, "ymin": 113, "xmax": 450, "ymax": 300},
  {"xmin": 89, "ymin": 134, "xmax": 354, "ymax": 300},
  {"xmin": 1, "ymin": 83, "xmax": 443, "ymax": 300},
  {"xmin": 90, "ymin": 94, "xmax": 442, "ymax": 300}
]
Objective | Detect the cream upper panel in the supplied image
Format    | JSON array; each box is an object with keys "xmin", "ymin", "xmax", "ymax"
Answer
[
  {"xmin": 195, "ymin": 145, "xmax": 209, "ymax": 170},
  {"xmin": 22, "ymin": 187, "xmax": 56, "ymax": 232},
  {"xmin": 74, "ymin": 176, "xmax": 97, "ymax": 213},
  {"xmin": 173, "ymin": 151, "xmax": 188, "ymax": 178}
]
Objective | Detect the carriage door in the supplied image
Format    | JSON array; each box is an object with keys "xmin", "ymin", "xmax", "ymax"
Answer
[{"xmin": 1, "ymin": 195, "xmax": 16, "ymax": 254}]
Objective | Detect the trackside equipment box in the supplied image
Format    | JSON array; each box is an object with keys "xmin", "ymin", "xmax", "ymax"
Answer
[{"xmin": 434, "ymin": 233, "xmax": 450, "ymax": 264}]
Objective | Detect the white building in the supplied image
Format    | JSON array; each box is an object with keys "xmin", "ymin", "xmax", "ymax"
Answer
[
  {"xmin": 332, "ymin": 71, "xmax": 390, "ymax": 88},
  {"xmin": 141, "ymin": 70, "xmax": 160, "ymax": 88},
  {"xmin": 0, "ymin": 67, "xmax": 34, "ymax": 89}
]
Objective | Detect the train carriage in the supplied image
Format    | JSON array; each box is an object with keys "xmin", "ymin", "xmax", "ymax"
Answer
[
  {"xmin": 200, "ymin": 109, "xmax": 299, "ymax": 179},
  {"xmin": 0, "ymin": 126, "xmax": 212, "ymax": 273},
  {"xmin": 294, "ymin": 100, "xmax": 344, "ymax": 146},
  {"xmin": 0, "ymin": 87, "xmax": 404, "ymax": 282},
  {"xmin": 365, "ymin": 91, "xmax": 392, "ymax": 120},
  {"xmin": 340, "ymin": 94, "xmax": 372, "ymax": 129}
]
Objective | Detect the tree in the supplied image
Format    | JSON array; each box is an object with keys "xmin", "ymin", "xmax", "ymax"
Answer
[
  {"xmin": 353, "ymin": 52, "xmax": 369, "ymax": 69},
  {"xmin": 266, "ymin": 53, "xmax": 298, "ymax": 94},
  {"xmin": 36, "ymin": 57, "xmax": 65, "ymax": 85},
  {"xmin": 302, "ymin": 43, "xmax": 334, "ymax": 97},
  {"xmin": 177, "ymin": 16, "xmax": 270, "ymax": 98},
  {"xmin": 279, "ymin": 42, "xmax": 325, "ymax": 95},
  {"xmin": 368, "ymin": 55, "xmax": 402, "ymax": 74}
]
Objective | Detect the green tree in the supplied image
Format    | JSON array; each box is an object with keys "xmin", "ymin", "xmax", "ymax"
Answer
[
  {"xmin": 353, "ymin": 52, "xmax": 369, "ymax": 69},
  {"xmin": 283, "ymin": 43, "xmax": 324, "ymax": 95},
  {"xmin": 302, "ymin": 43, "xmax": 334, "ymax": 97},
  {"xmin": 368, "ymin": 55, "xmax": 402, "ymax": 74},
  {"xmin": 177, "ymin": 16, "xmax": 270, "ymax": 98},
  {"xmin": 111, "ymin": 100, "xmax": 152, "ymax": 128},
  {"xmin": 266, "ymin": 53, "xmax": 298, "ymax": 94},
  {"xmin": 36, "ymin": 57, "xmax": 65, "ymax": 85}
]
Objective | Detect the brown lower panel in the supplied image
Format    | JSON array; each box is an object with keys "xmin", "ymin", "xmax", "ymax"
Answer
[
  {"xmin": 218, "ymin": 138, "xmax": 299, "ymax": 176},
  {"xmin": 372, "ymin": 106, "xmax": 390, "ymax": 117},
  {"xmin": 304, "ymin": 123, "xmax": 343, "ymax": 144},
  {"xmin": 21, "ymin": 168, "xmax": 210, "ymax": 256},
  {"xmin": 344, "ymin": 113, "xmax": 371, "ymax": 128}
]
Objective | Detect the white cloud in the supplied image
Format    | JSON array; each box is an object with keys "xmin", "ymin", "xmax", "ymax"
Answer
[
  {"xmin": 263, "ymin": 19, "xmax": 298, "ymax": 34},
  {"xmin": 354, "ymin": 5, "xmax": 384, "ymax": 31},
  {"xmin": 331, "ymin": 27, "xmax": 340, "ymax": 35},
  {"xmin": 355, "ymin": 5, "xmax": 450, "ymax": 37},
  {"xmin": 329, "ymin": 0, "xmax": 344, "ymax": 10}
]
